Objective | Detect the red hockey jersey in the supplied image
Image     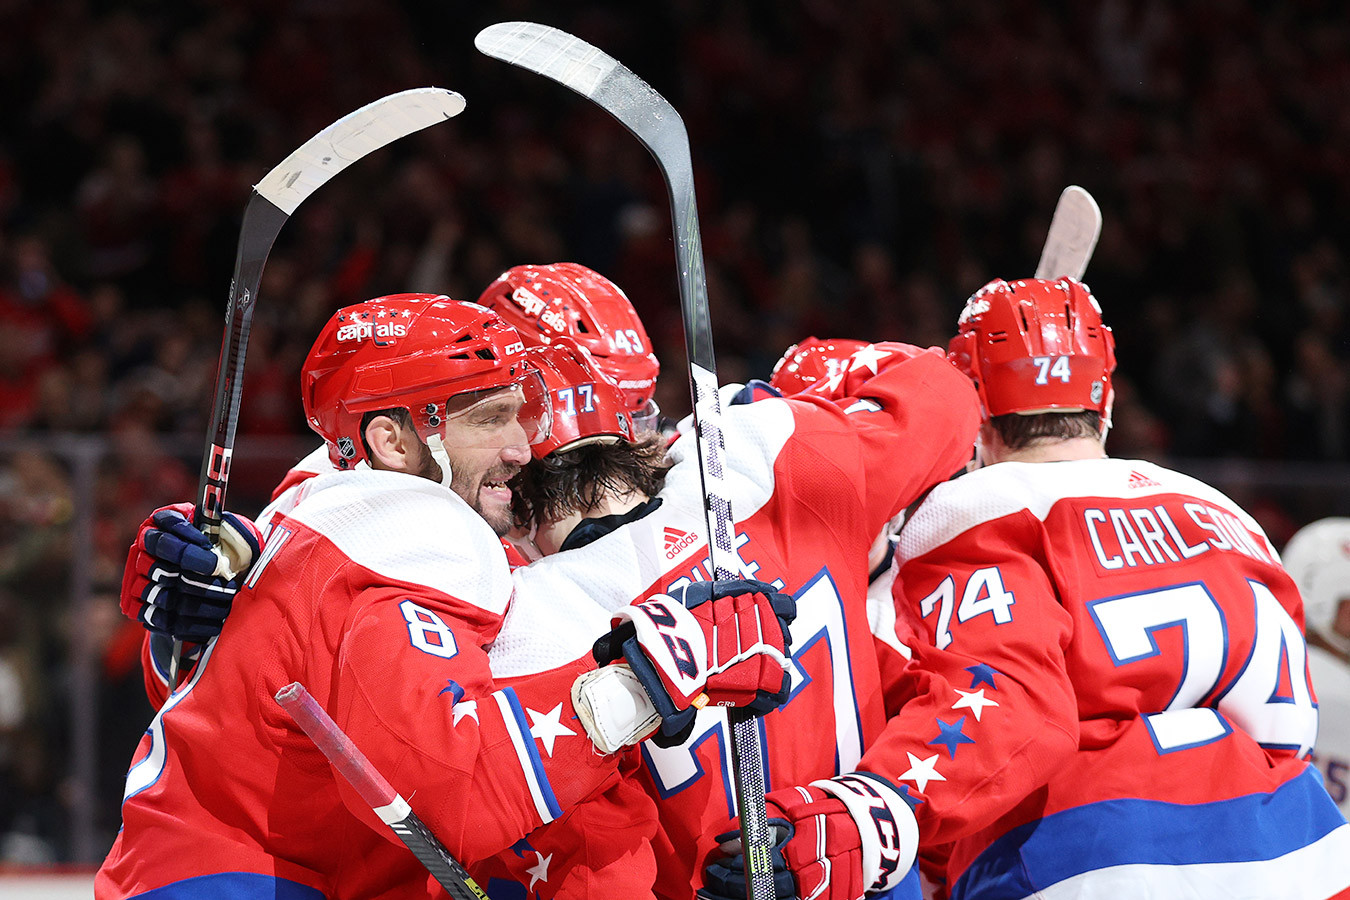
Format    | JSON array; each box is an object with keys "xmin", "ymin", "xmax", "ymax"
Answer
[
  {"xmin": 868, "ymin": 458, "xmax": 1350, "ymax": 899},
  {"xmin": 99, "ymin": 469, "xmax": 633, "ymax": 900},
  {"xmin": 487, "ymin": 344, "xmax": 980, "ymax": 898}
]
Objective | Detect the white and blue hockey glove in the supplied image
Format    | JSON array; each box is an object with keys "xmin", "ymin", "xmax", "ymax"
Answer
[
  {"xmin": 591, "ymin": 579, "xmax": 796, "ymax": 747},
  {"xmin": 702, "ymin": 772, "xmax": 920, "ymax": 900},
  {"xmin": 119, "ymin": 502, "xmax": 262, "ymax": 644}
]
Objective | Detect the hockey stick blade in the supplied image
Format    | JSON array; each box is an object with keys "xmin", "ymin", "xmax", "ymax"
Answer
[
  {"xmin": 474, "ymin": 23, "xmax": 714, "ymax": 369},
  {"xmin": 1033, "ymin": 185, "xmax": 1101, "ymax": 281},
  {"xmin": 172, "ymin": 88, "xmax": 465, "ymax": 688},
  {"xmin": 476, "ymin": 23, "xmax": 777, "ymax": 900},
  {"xmin": 275, "ymin": 683, "xmax": 489, "ymax": 900}
]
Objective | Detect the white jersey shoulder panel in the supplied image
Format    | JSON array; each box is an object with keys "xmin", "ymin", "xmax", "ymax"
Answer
[
  {"xmin": 492, "ymin": 399, "xmax": 799, "ymax": 677},
  {"xmin": 899, "ymin": 458, "xmax": 1275, "ymax": 565},
  {"xmin": 285, "ymin": 469, "xmax": 512, "ymax": 616},
  {"xmin": 664, "ymin": 396, "xmax": 797, "ymax": 521}
]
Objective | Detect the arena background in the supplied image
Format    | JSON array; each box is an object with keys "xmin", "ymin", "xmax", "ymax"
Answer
[{"xmin": 0, "ymin": 0, "xmax": 1347, "ymax": 883}]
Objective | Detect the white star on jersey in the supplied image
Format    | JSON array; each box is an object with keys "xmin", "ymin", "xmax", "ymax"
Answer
[
  {"xmin": 526, "ymin": 851, "xmax": 552, "ymax": 889},
  {"xmin": 849, "ymin": 344, "xmax": 892, "ymax": 375},
  {"xmin": 452, "ymin": 700, "xmax": 479, "ymax": 726},
  {"xmin": 527, "ymin": 703, "xmax": 576, "ymax": 756},
  {"xmin": 899, "ymin": 751, "xmax": 946, "ymax": 793},
  {"xmin": 951, "ymin": 688, "xmax": 999, "ymax": 721}
]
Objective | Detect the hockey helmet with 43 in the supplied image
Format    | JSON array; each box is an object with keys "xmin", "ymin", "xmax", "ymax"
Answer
[{"xmin": 477, "ymin": 263, "xmax": 660, "ymax": 427}]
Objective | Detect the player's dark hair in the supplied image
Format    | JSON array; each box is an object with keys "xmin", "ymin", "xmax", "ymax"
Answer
[
  {"xmin": 990, "ymin": 410, "xmax": 1101, "ymax": 449},
  {"xmin": 512, "ymin": 434, "xmax": 672, "ymax": 525}
]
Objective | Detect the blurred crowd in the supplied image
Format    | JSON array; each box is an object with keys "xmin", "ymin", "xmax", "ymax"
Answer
[{"xmin": 0, "ymin": 0, "xmax": 1347, "ymax": 863}]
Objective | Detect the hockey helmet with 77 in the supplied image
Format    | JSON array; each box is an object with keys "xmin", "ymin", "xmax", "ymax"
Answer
[
  {"xmin": 947, "ymin": 276, "xmax": 1116, "ymax": 426},
  {"xmin": 525, "ymin": 337, "xmax": 635, "ymax": 459}
]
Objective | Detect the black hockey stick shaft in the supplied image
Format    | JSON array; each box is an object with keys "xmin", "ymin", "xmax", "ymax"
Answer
[
  {"xmin": 474, "ymin": 23, "xmax": 776, "ymax": 899},
  {"xmin": 170, "ymin": 88, "xmax": 467, "ymax": 687},
  {"xmin": 275, "ymin": 682, "xmax": 489, "ymax": 900}
]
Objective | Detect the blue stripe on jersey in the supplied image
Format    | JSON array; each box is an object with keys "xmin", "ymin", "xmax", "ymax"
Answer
[
  {"xmin": 129, "ymin": 872, "xmax": 325, "ymax": 899},
  {"xmin": 872, "ymin": 861, "xmax": 923, "ymax": 900},
  {"xmin": 497, "ymin": 687, "xmax": 563, "ymax": 822},
  {"xmin": 950, "ymin": 766, "xmax": 1347, "ymax": 900}
]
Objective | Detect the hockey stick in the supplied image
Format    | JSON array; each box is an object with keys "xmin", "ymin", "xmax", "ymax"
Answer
[
  {"xmin": 275, "ymin": 682, "xmax": 489, "ymax": 900},
  {"xmin": 172, "ymin": 88, "xmax": 468, "ymax": 687},
  {"xmin": 475, "ymin": 22, "xmax": 777, "ymax": 900},
  {"xmin": 1033, "ymin": 185, "xmax": 1102, "ymax": 281}
]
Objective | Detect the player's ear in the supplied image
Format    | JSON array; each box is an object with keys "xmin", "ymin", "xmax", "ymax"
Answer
[
  {"xmin": 974, "ymin": 421, "xmax": 1007, "ymax": 468},
  {"xmin": 364, "ymin": 415, "xmax": 420, "ymax": 473}
]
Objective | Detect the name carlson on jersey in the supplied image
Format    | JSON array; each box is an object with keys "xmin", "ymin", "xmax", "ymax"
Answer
[
  {"xmin": 1082, "ymin": 500, "xmax": 1276, "ymax": 570},
  {"xmin": 336, "ymin": 320, "xmax": 408, "ymax": 342}
]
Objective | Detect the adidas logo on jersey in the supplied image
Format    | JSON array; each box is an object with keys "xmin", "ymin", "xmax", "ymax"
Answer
[
  {"xmin": 1127, "ymin": 470, "xmax": 1161, "ymax": 489},
  {"xmin": 663, "ymin": 526, "xmax": 698, "ymax": 559}
]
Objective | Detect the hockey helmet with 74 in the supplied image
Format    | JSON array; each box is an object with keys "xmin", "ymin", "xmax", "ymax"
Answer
[{"xmin": 947, "ymin": 276, "xmax": 1116, "ymax": 426}]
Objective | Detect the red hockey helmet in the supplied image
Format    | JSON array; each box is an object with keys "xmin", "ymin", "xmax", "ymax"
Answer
[
  {"xmin": 769, "ymin": 337, "xmax": 869, "ymax": 395},
  {"xmin": 525, "ymin": 337, "xmax": 635, "ymax": 458},
  {"xmin": 947, "ymin": 277, "xmax": 1116, "ymax": 423},
  {"xmin": 477, "ymin": 263, "xmax": 660, "ymax": 420},
  {"xmin": 302, "ymin": 294, "xmax": 550, "ymax": 470}
]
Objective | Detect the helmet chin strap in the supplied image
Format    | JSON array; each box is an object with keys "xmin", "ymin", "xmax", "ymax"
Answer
[{"xmin": 425, "ymin": 433, "xmax": 456, "ymax": 489}]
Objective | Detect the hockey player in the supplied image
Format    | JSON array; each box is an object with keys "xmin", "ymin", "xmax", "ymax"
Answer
[
  {"xmin": 490, "ymin": 333, "xmax": 980, "ymax": 898},
  {"xmin": 1283, "ymin": 517, "xmax": 1350, "ymax": 816},
  {"xmin": 122, "ymin": 263, "xmax": 660, "ymax": 692},
  {"xmin": 764, "ymin": 336, "xmax": 919, "ymax": 659},
  {"xmin": 97, "ymin": 294, "xmax": 795, "ymax": 900},
  {"xmin": 704, "ymin": 276, "xmax": 1350, "ymax": 900}
]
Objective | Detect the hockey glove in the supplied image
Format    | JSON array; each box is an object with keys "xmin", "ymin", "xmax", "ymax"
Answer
[
  {"xmin": 702, "ymin": 772, "xmax": 919, "ymax": 900},
  {"xmin": 119, "ymin": 502, "xmax": 262, "ymax": 643},
  {"xmin": 592, "ymin": 579, "xmax": 795, "ymax": 746}
]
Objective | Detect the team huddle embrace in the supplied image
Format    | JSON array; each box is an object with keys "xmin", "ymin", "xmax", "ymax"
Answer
[
  {"xmin": 96, "ymin": 260, "xmax": 1350, "ymax": 900},
  {"xmin": 94, "ymin": 23, "xmax": 1350, "ymax": 900}
]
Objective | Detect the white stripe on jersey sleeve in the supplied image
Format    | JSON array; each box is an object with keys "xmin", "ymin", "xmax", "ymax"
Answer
[{"xmin": 493, "ymin": 688, "xmax": 563, "ymax": 824}]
